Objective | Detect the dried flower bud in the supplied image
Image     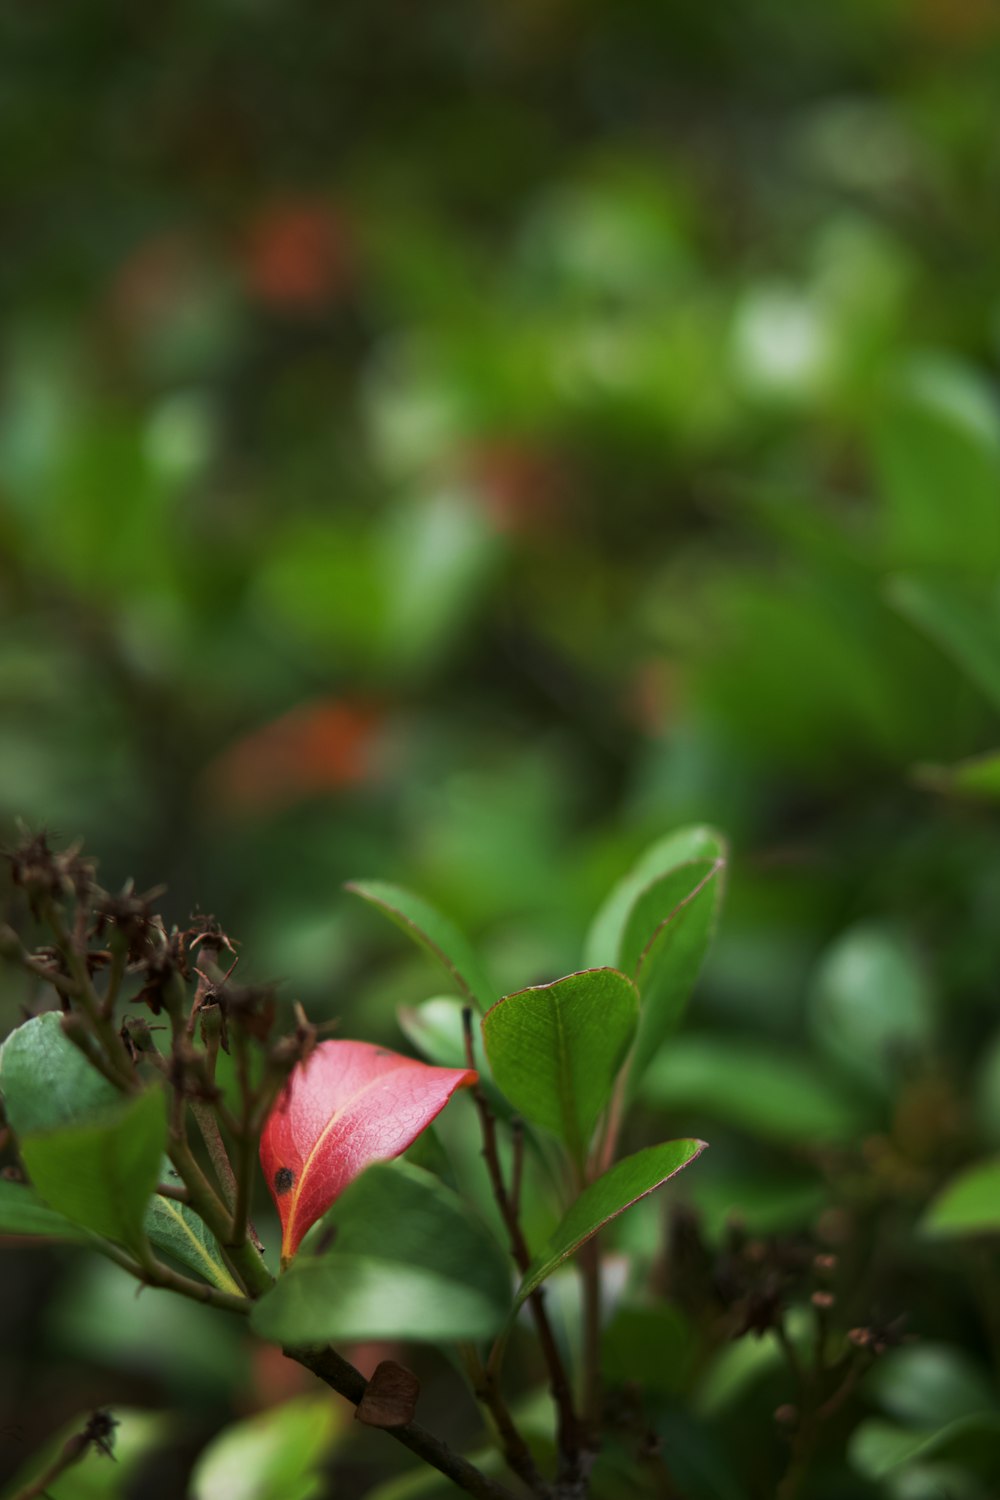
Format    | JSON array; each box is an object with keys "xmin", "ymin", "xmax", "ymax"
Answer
[
  {"xmin": 219, "ymin": 981, "xmax": 278, "ymax": 1043},
  {"xmin": 6, "ymin": 832, "xmax": 95, "ymax": 911}
]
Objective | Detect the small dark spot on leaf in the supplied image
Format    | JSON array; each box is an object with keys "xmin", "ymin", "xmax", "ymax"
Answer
[{"xmin": 274, "ymin": 1166, "xmax": 294, "ymax": 1195}]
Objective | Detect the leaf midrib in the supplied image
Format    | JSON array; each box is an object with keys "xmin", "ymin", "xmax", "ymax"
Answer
[
  {"xmin": 285, "ymin": 1063, "xmax": 410, "ymax": 1251},
  {"xmin": 156, "ymin": 1198, "xmax": 241, "ymax": 1295}
]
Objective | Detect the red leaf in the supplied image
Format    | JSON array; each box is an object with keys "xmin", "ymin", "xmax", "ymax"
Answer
[
  {"xmin": 260, "ymin": 1040, "xmax": 476, "ymax": 1261},
  {"xmin": 203, "ymin": 697, "xmax": 385, "ymax": 816}
]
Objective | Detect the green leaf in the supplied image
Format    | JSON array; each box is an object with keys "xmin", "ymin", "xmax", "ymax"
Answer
[
  {"xmin": 621, "ymin": 860, "xmax": 727, "ymax": 1086},
  {"xmin": 377, "ymin": 489, "xmax": 501, "ymax": 671},
  {"xmin": 397, "ymin": 996, "xmax": 477, "ymax": 1070},
  {"xmin": 189, "ymin": 1394, "xmax": 342, "ymax": 1500},
  {"xmin": 809, "ymin": 921, "xmax": 933, "ymax": 1090},
  {"xmin": 922, "ymin": 1158, "xmax": 1000, "ymax": 1238},
  {"xmin": 865, "ymin": 1345, "xmax": 996, "ymax": 1430},
  {"xmin": 873, "ymin": 356, "xmax": 1000, "ymax": 574},
  {"xmin": 0, "ymin": 1178, "xmax": 92, "ymax": 1243},
  {"xmin": 20, "ymin": 1087, "xmax": 166, "ymax": 1254},
  {"xmin": 586, "ymin": 825, "xmax": 727, "ymax": 970},
  {"xmin": 346, "ymin": 880, "xmax": 497, "ymax": 1010},
  {"xmin": 916, "ymin": 748, "xmax": 1000, "ymax": 804},
  {"xmin": 251, "ymin": 1162, "xmax": 511, "ymax": 1345},
  {"xmin": 144, "ymin": 1193, "xmax": 241, "ymax": 1294},
  {"xmin": 482, "ymin": 968, "xmax": 638, "ymax": 1165},
  {"xmin": 516, "ymin": 1139, "xmax": 705, "ymax": 1306},
  {"xmin": 603, "ymin": 1304, "xmax": 694, "ymax": 1397},
  {"xmin": 849, "ymin": 1416, "xmax": 1000, "ymax": 1482},
  {"xmin": 889, "ymin": 575, "xmax": 1000, "ymax": 712},
  {"xmin": 639, "ymin": 1036, "xmax": 865, "ymax": 1143},
  {"xmin": 0, "ymin": 1010, "xmax": 119, "ymax": 1134}
]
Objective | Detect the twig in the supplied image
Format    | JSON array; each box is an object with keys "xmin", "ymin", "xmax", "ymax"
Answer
[
  {"xmin": 10, "ymin": 1411, "xmax": 118, "ymax": 1500},
  {"xmin": 155, "ymin": 1181, "xmax": 191, "ymax": 1204},
  {"xmin": 774, "ymin": 1318, "xmax": 806, "ymax": 1394},
  {"xmin": 99, "ymin": 1240, "xmax": 249, "ymax": 1315},
  {"xmin": 290, "ymin": 1344, "xmax": 519, "ymax": 1500},
  {"xmin": 462, "ymin": 1008, "xmax": 582, "ymax": 1484},
  {"xmin": 510, "ymin": 1120, "xmax": 524, "ymax": 1222},
  {"xmin": 100, "ymin": 946, "xmax": 126, "ymax": 1020},
  {"xmin": 190, "ymin": 1099, "xmax": 239, "ymax": 1210},
  {"xmin": 463, "ymin": 1346, "xmax": 552, "ymax": 1497},
  {"xmin": 166, "ymin": 1133, "xmax": 272, "ymax": 1297},
  {"xmin": 579, "ymin": 1236, "xmax": 602, "ymax": 1433},
  {"xmin": 14, "ymin": 949, "xmax": 83, "ymax": 1001},
  {"xmin": 39, "ymin": 899, "xmax": 137, "ymax": 1090},
  {"xmin": 227, "ymin": 1028, "xmax": 255, "ymax": 1252}
]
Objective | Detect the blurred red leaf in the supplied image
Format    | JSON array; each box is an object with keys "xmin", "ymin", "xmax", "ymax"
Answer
[
  {"xmin": 243, "ymin": 196, "xmax": 356, "ymax": 310},
  {"xmin": 462, "ymin": 439, "xmax": 571, "ymax": 537},
  {"xmin": 203, "ymin": 698, "xmax": 385, "ymax": 815},
  {"xmin": 260, "ymin": 1039, "xmax": 476, "ymax": 1261}
]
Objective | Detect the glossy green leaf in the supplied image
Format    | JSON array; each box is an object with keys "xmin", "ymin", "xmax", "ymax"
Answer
[
  {"xmin": 144, "ymin": 1193, "xmax": 241, "ymax": 1295},
  {"xmin": 189, "ymin": 1394, "xmax": 342, "ymax": 1500},
  {"xmin": 809, "ymin": 921, "xmax": 933, "ymax": 1090},
  {"xmin": 865, "ymin": 1345, "xmax": 996, "ymax": 1430},
  {"xmin": 585, "ymin": 825, "xmax": 727, "ymax": 970},
  {"xmin": 622, "ymin": 859, "xmax": 727, "ymax": 1085},
  {"xmin": 889, "ymin": 575, "xmax": 1000, "ymax": 712},
  {"xmin": 916, "ymin": 748, "xmax": 1000, "ymax": 804},
  {"xmin": 654, "ymin": 1409, "xmax": 749, "ymax": 1500},
  {"xmin": 0, "ymin": 1010, "xmax": 118, "ymax": 1134},
  {"xmin": 346, "ymin": 880, "xmax": 497, "ymax": 1010},
  {"xmin": 0, "ymin": 1178, "xmax": 92, "ymax": 1243},
  {"xmin": 251, "ymin": 1162, "xmax": 511, "ymax": 1345},
  {"xmin": 20, "ymin": 1087, "xmax": 166, "ymax": 1254},
  {"xmin": 922, "ymin": 1158, "xmax": 1000, "ymax": 1238},
  {"xmin": 639, "ymin": 1036, "xmax": 865, "ymax": 1143},
  {"xmin": 849, "ymin": 1415, "xmax": 1000, "ymax": 1482},
  {"xmin": 397, "ymin": 996, "xmax": 477, "ymax": 1070},
  {"xmin": 516, "ymin": 1139, "xmax": 705, "ymax": 1305},
  {"xmin": 377, "ymin": 488, "xmax": 501, "ymax": 671},
  {"xmin": 873, "ymin": 357, "xmax": 1000, "ymax": 574},
  {"xmin": 603, "ymin": 1304, "xmax": 694, "ymax": 1397},
  {"xmin": 482, "ymin": 968, "xmax": 638, "ymax": 1164}
]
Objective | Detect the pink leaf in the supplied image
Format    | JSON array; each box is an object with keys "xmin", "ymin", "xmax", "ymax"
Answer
[{"xmin": 260, "ymin": 1040, "xmax": 476, "ymax": 1261}]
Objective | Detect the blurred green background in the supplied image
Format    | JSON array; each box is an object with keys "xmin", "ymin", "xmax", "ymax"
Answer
[{"xmin": 5, "ymin": 0, "xmax": 1000, "ymax": 1495}]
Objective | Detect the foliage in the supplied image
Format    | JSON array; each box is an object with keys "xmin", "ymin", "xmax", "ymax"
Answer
[{"xmin": 5, "ymin": 3, "xmax": 1000, "ymax": 1496}]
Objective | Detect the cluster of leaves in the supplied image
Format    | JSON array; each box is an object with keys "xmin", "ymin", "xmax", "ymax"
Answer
[
  {"xmin": 0, "ymin": 826, "xmax": 729, "ymax": 1500},
  {"xmin": 7, "ymin": 822, "xmax": 998, "ymax": 1498}
]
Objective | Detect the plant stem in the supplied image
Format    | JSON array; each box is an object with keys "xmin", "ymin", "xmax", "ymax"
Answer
[
  {"xmin": 462, "ymin": 1009, "xmax": 582, "ymax": 1485},
  {"xmin": 579, "ymin": 1236, "xmax": 602, "ymax": 1433},
  {"xmin": 101, "ymin": 945, "xmax": 126, "ymax": 1019},
  {"xmin": 40, "ymin": 898, "xmax": 137, "ymax": 1090},
  {"xmin": 9, "ymin": 1414, "xmax": 112, "ymax": 1500},
  {"xmin": 190, "ymin": 1098, "xmax": 238, "ymax": 1210},
  {"xmin": 166, "ymin": 1132, "xmax": 272, "ymax": 1297},
  {"xmin": 100, "ymin": 1240, "xmax": 249, "ymax": 1315},
  {"xmin": 290, "ymin": 1344, "xmax": 519, "ymax": 1500},
  {"xmin": 464, "ymin": 1346, "xmax": 553, "ymax": 1497},
  {"xmin": 227, "ymin": 1028, "xmax": 255, "ymax": 1253},
  {"xmin": 155, "ymin": 1181, "xmax": 191, "ymax": 1203}
]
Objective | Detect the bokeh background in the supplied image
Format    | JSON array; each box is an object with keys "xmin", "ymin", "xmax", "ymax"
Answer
[{"xmin": 5, "ymin": 1, "xmax": 1000, "ymax": 1496}]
